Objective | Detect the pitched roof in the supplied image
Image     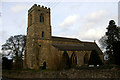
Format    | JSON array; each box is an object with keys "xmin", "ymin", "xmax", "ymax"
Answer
[
  {"xmin": 52, "ymin": 36, "xmax": 80, "ymax": 43},
  {"xmin": 52, "ymin": 42, "xmax": 103, "ymax": 55},
  {"xmin": 51, "ymin": 36, "xmax": 103, "ymax": 55}
]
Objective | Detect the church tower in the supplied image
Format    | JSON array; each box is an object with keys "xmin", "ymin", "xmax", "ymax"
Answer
[
  {"xmin": 28, "ymin": 4, "xmax": 51, "ymax": 39},
  {"xmin": 24, "ymin": 4, "xmax": 51, "ymax": 69}
]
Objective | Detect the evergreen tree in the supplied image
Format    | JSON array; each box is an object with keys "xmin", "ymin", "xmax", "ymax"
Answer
[
  {"xmin": 113, "ymin": 41, "xmax": 120, "ymax": 65},
  {"xmin": 99, "ymin": 20, "xmax": 120, "ymax": 64},
  {"xmin": 105, "ymin": 20, "xmax": 120, "ymax": 64}
]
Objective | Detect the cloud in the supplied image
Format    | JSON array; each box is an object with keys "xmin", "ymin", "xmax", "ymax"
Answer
[
  {"xmin": 76, "ymin": 10, "xmax": 109, "ymax": 40},
  {"xmin": 77, "ymin": 10, "xmax": 108, "ymax": 32},
  {"xmin": 84, "ymin": 10, "xmax": 107, "ymax": 23},
  {"xmin": 59, "ymin": 15, "xmax": 79, "ymax": 27},
  {"xmin": 54, "ymin": 10, "xmax": 108, "ymax": 41},
  {"xmin": 79, "ymin": 28, "xmax": 104, "ymax": 40},
  {"xmin": 10, "ymin": 4, "xmax": 29, "ymax": 13},
  {"xmin": 78, "ymin": 28, "xmax": 104, "ymax": 41},
  {"xmin": 53, "ymin": 15, "xmax": 80, "ymax": 38}
]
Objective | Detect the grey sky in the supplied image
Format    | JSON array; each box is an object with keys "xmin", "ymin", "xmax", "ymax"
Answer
[{"xmin": 0, "ymin": 0, "xmax": 119, "ymax": 52}]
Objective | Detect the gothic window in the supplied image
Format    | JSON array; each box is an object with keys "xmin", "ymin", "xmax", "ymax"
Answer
[
  {"xmin": 40, "ymin": 13, "xmax": 44, "ymax": 23},
  {"xmin": 62, "ymin": 51, "xmax": 70, "ymax": 69},
  {"xmin": 71, "ymin": 52, "xmax": 77, "ymax": 65},
  {"xmin": 42, "ymin": 31, "xmax": 44, "ymax": 38},
  {"xmin": 84, "ymin": 53, "xmax": 88, "ymax": 64},
  {"xmin": 30, "ymin": 14, "xmax": 32, "ymax": 25}
]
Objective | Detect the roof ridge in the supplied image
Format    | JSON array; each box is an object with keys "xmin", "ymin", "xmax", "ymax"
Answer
[
  {"xmin": 52, "ymin": 36, "xmax": 78, "ymax": 40},
  {"xmin": 81, "ymin": 41, "xmax": 95, "ymax": 44}
]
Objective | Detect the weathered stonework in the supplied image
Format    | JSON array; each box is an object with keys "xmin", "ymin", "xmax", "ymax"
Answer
[{"xmin": 24, "ymin": 4, "xmax": 104, "ymax": 70}]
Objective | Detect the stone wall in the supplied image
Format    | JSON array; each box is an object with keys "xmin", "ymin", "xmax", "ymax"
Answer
[
  {"xmin": 25, "ymin": 4, "xmax": 51, "ymax": 69},
  {"xmin": 25, "ymin": 4, "xmax": 104, "ymax": 70},
  {"xmin": 2, "ymin": 69, "xmax": 120, "ymax": 79}
]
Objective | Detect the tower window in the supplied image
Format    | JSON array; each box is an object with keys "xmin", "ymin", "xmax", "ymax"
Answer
[
  {"xmin": 30, "ymin": 14, "xmax": 32, "ymax": 25},
  {"xmin": 40, "ymin": 13, "xmax": 44, "ymax": 23},
  {"xmin": 42, "ymin": 31, "xmax": 44, "ymax": 38}
]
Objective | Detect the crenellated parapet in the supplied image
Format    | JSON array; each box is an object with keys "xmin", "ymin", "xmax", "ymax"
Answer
[{"xmin": 28, "ymin": 4, "xmax": 50, "ymax": 14}]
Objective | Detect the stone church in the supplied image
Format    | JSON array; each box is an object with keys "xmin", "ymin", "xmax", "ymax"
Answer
[{"xmin": 24, "ymin": 4, "xmax": 103, "ymax": 70}]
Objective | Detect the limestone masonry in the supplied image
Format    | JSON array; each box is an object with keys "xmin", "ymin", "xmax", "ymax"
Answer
[{"xmin": 24, "ymin": 4, "xmax": 104, "ymax": 70}]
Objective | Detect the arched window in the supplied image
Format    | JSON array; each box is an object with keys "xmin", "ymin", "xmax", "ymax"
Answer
[
  {"xmin": 84, "ymin": 53, "xmax": 88, "ymax": 64},
  {"xmin": 71, "ymin": 52, "xmax": 77, "ymax": 65},
  {"xmin": 40, "ymin": 13, "xmax": 44, "ymax": 22},
  {"xmin": 42, "ymin": 31, "xmax": 44, "ymax": 38},
  {"xmin": 42, "ymin": 61, "xmax": 46, "ymax": 69},
  {"xmin": 62, "ymin": 51, "xmax": 70, "ymax": 69}
]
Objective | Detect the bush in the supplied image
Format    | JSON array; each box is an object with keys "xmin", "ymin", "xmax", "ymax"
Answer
[
  {"xmin": 88, "ymin": 50, "xmax": 103, "ymax": 66},
  {"xmin": 2, "ymin": 57, "xmax": 13, "ymax": 70}
]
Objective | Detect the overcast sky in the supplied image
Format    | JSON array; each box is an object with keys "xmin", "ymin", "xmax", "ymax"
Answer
[{"xmin": 0, "ymin": 0, "xmax": 120, "ymax": 52}]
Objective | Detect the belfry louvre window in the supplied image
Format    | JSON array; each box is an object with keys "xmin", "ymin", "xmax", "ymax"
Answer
[{"xmin": 40, "ymin": 13, "xmax": 44, "ymax": 22}]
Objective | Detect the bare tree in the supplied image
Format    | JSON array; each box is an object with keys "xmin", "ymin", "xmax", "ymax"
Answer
[{"xmin": 2, "ymin": 35, "xmax": 26, "ymax": 69}]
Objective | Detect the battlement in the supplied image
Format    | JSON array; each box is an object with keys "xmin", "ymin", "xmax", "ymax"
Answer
[{"xmin": 28, "ymin": 4, "xmax": 50, "ymax": 13}]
